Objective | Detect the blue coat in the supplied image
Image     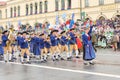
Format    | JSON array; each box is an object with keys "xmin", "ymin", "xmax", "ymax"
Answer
[
  {"xmin": 82, "ymin": 26, "xmax": 96, "ymax": 61},
  {"xmin": 16, "ymin": 36, "xmax": 21, "ymax": 46},
  {"xmin": 33, "ymin": 37, "xmax": 40, "ymax": 55},
  {"xmin": 50, "ymin": 35, "xmax": 57, "ymax": 46},
  {"xmin": 60, "ymin": 36, "xmax": 68, "ymax": 46},
  {"xmin": 19, "ymin": 37, "xmax": 28, "ymax": 49},
  {"xmin": 2, "ymin": 35, "xmax": 8, "ymax": 47},
  {"xmin": 69, "ymin": 32, "xmax": 76, "ymax": 45},
  {"xmin": 44, "ymin": 41, "xmax": 51, "ymax": 48},
  {"xmin": 0, "ymin": 44, "xmax": 4, "ymax": 55},
  {"xmin": 30, "ymin": 37, "xmax": 36, "ymax": 53},
  {"xmin": 39, "ymin": 38, "xmax": 44, "ymax": 49}
]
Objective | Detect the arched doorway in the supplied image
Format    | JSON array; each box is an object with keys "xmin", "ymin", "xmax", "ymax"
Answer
[
  {"xmin": 97, "ymin": 16, "xmax": 106, "ymax": 25},
  {"xmin": 99, "ymin": 16, "xmax": 105, "ymax": 21}
]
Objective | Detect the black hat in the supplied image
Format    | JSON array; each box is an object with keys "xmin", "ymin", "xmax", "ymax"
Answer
[
  {"xmin": 60, "ymin": 31, "xmax": 66, "ymax": 34},
  {"xmin": 39, "ymin": 33, "xmax": 44, "ymax": 36},
  {"xmin": 2, "ymin": 30, "xmax": 8, "ymax": 34},
  {"xmin": 70, "ymin": 28, "xmax": 75, "ymax": 31},
  {"xmin": 22, "ymin": 31, "xmax": 28, "ymax": 34},
  {"xmin": 51, "ymin": 30, "xmax": 58, "ymax": 34},
  {"xmin": 48, "ymin": 34, "xmax": 50, "ymax": 37},
  {"xmin": 17, "ymin": 32, "xmax": 21, "ymax": 34}
]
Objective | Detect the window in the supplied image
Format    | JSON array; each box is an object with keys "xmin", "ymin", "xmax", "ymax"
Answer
[
  {"xmin": 61, "ymin": 0, "xmax": 65, "ymax": 10},
  {"xmin": 5, "ymin": 9, "xmax": 7, "ymax": 18},
  {"xmin": 0, "ymin": 10, "xmax": 1, "ymax": 18},
  {"xmin": 39, "ymin": 2, "xmax": 42, "ymax": 13},
  {"xmin": 10, "ymin": 7, "xmax": 13, "ymax": 18},
  {"xmin": 85, "ymin": 0, "xmax": 89, "ymax": 7},
  {"xmin": 55, "ymin": 0, "xmax": 59, "ymax": 11},
  {"xmin": 18, "ymin": 6, "xmax": 20, "ymax": 16},
  {"xmin": 14, "ymin": 7, "xmax": 16, "ymax": 17},
  {"xmin": 35, "ymin": 3, "xmax": 38, "ymax": 14},
  {"xmin": 67, "ymin": 0, "xmax": 71, "ymax": 9},
  {"xmin": 99, "ymin": 0, "xmax": 104, "ymax": 5},
  {"xmin": 30, "ymin": 4, "xmax": 33, "ymax": 15},
  {"xmin": 115, "ymin": 0, "xmax": 120, "ymax": 3},
  {"xmin": 44, "ymin": 1, "xmax": 48, "ymax": 13},
  {"xmin": 26, "ymin": 4, "xmax": 29, "ymax": 15}
]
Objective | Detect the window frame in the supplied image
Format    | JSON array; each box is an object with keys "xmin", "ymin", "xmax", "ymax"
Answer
[
  {"xmin": 26, "ymin": 4, "xmax": 29, "ymax": 16},
  {"xmin": 67, "ymin": 0, "xmax": 71, "ymax": 9},
  {"xmin": 99, "ymin": 0, "xmax": 104, "ymax": 5},
  {"xmin": 115, "ymin": 0, "xmax": 120, "ymax": 3},
  {"xmin": 35, "ymin": 2, "xmax": 38, "ymax": 14},
  {"xmin": 39, "ymin": 2, "xmax": 43, "ymax": 13},
  {"xmin": 44, "ymin": 1, "xmax": 48, "ymax": 13},
  {"xmin": 30, "ymin": 3, "xmax": 33, "ymax": 15},
  {"xmin": 10, "ymin": 7, "xmax": 13, "ymax": 18},
  {"xmin": 18, "ymin": 6, "xmax": 20, "ymax": 17},
  {"xmin": 55, "ymin": 0, "xmax": 59, "ymax": 11},
  {"xmin": 85, "ymin": 0, "xmax": 89, "ymax": 7},
  {"xmin": 61, "ymin": 0, "xmax": 65, "ymax": 10},
  {"xmin": 14, "ymin": 7, "xmax": 16, "ymax": 17}
]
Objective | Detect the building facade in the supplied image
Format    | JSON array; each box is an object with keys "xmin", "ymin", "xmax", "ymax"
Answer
[{"xmin": 0, "ymin": 0, "xmax": 120, "ymax": 29}]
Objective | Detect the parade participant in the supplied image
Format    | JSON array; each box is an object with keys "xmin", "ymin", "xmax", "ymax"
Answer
[
  {"xmin": 16, "ymin": 32, "xmax": 22, "ymax": 51},
  {"xmin": 33, "ymin": 33, "xmax": 40, "ymax": 58},
  {"xmin": 82, "ymin": 26, "xmax": 96, "ymax": 65},
  {"xmin": 68, "ymin": 28, "xmax": 79, "ymax": 60},
  {"xmin": 44, "ymin": 34, "xmax": 51, "ymax": 57},
  {"xmin": 29, "ymin": 32, "xmax": 35, "ymax": 55},
  {"xmin": 101, "ymin": 33, "xmax": 107, "ymax": 48},
  {"xmin": 14, "ymin": 32, "xmax": 22, "ymax": 62},
  {"xmin": 76, "ymin": 33, "xmax": 83, "ymax": 55},
  {"xmin": 55, "ymin": 33, "xmax": 63, "ymax": 60},
  {"xmin": 0, "ymin": 32, "xmax": 3, "ymax": 58},
  {"xmin": 50, "ymin": 29, "xmax": 58, "ymax": 61},
  {"xmin": 111, "ymin": 32, "xmax": 118, "ymax": 51},
  {"xmin": 2, "ymin": 30, "xmax": 9, "ymax": 62},
  {"xmin": 39, "ymin": 33, "xmax": 46, "ymax": 62},
  {"xmin": 19, "ymin": 31, "xmax": 31, "ymax": 64},
  {"xmin": 60, "ymin": 31, "xmax": 68, "ymax": 60},
  {"xmin": 117, "ymin": 33, "xmax": 120, "ymax": 50},
  {"xmin": 10, "ymin": 33, "xmax": 17, "ymax": 62}
]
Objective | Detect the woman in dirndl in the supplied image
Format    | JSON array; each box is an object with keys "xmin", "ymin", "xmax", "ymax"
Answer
[{"xmin": 82, "ymin": 26, "xmax": 96, "ymax": 65}]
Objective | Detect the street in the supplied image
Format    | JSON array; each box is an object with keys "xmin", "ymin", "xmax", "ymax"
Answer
[{"xmin": 0, "ymin": 48, "xmax": 120, "ymax": 80}]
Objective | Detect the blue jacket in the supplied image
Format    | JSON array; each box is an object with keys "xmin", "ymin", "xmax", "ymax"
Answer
[
  {"xmin": 44, "ymin": 41, "xmax": 51, "ymax": 48},
  {"xmin": 60, "ymin": 36, "xmax": 68, "ymax": 45},
  {"xmin": 30, "ymin": 37, "xmax": 36, "ymax": 45},
  {"xmin": 17, "ymin": 36, "xmax": 21, "ymax": 46},
  {"xmin": 19, "ymin": 37, "xmax": 28, "ymax": 49},
  {"xmin": 34, "ymin": 37, "xmax": 40, "ymax": 47},
  {"xmin": 39, "ymin": 38, "xmax": 44, "ymax": 49},
  {"xmin": 69, "ymin": 32, "xmax": 76, "ymax": 44},
  {"xmin": 2, "ymin": 35, "xmax": 8, "ymax": 47},
  {"xmin": 50, "ymin": 35, "xmax": 57, "ymax": 46}
]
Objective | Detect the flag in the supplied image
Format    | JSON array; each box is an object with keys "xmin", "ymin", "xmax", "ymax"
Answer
[
  {"xmin": 56, "ymin": 15, "xmax": 59, "ymax": 25},
  {"xmin": 66, "ymin": 20, "xmax": 70, "ymax": 29},
  {"xmin": 71, "ymin": 13, "xmax": 75, "ymax": 20},
  {"xmin": 18, "ymin": 20, "xmax": 21, "ymax": 30},
  {"xmin": 69, "ymin": 20, "xmax": 74, "ymax": 29},
  {"xmin": 62, "ymin": 13, "xmax": 66, "ymax": 22}
]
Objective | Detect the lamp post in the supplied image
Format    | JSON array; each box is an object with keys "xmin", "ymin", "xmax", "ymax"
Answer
[{"xmin": 80, "ymin": 0, "xmax": 82, "ymax": 21}]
